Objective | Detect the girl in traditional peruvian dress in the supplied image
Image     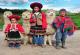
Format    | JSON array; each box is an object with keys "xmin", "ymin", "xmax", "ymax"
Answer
[
  {"xmin": 30, "ymin": 2, "xmax": 47, "ymax": 47},
  {"xmin": 52, "ymin": 9, "xmax": 77, "ymax": 49},
  {"xmin": 4, "ymin": 15, "xmax": 25, "ymax": 48}
]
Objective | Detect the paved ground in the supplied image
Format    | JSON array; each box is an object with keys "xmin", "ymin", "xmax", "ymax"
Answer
[{"xmin": 0, "ymin": 30, "xmax": 80, "ymax": 55}]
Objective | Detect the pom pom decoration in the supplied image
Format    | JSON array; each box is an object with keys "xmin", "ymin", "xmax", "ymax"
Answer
[{"xmin": 8, "ymin": 15, "xmax": 21, "ymax": 21}]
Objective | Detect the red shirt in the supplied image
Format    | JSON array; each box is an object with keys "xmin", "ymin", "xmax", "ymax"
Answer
[{"xmin": 5, "ymin": 24, "xmax": 25, "ymax": 33}]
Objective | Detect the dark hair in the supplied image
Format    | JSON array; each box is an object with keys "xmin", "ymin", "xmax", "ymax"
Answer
[
  {"xmin": 10, "ymin": 18, "xmax": 18, "ymax": 22},
  {"xmin": 32, "ymin": 6, "xmax": 42, "ymax": 13},
  {"xmin": 59, "ymin": 9, "xmax": 67, "ymax": 13}
]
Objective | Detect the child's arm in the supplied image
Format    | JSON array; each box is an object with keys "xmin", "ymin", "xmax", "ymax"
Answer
[
  {"xmin": 52, "ymin": 22, "xmax": 57, "ymax": 29},
  {"xmin": 52, "ymin": 17, "xmax": 59, "ymax": 29},
  {"xmin": 4, "ymin": 24, "xmax": 11, "ymax": 40},
  {"xmin": 17, "ymin": 24, "xmax": 25, "ymax": 34},
  {"xmin": 4, "ymin": 24, "xmax": 11, "ymax": 33},
  {"xmin": 42, "ymin": 12, "xmax": 47, "ymax": 29}
]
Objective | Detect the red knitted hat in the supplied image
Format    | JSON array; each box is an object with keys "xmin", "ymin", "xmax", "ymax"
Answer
[{"xmin": 8, "ymin": 15, "xmax": 21, "ymax": 20}]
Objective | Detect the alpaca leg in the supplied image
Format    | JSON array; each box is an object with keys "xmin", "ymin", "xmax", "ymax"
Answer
[
  {"xmin": 48, "ymin": 35, "xmax": 52, "ymax": 46},
  {"xmin": 44, "ymin": 35, "xmax": 48, "ymax": 46}
]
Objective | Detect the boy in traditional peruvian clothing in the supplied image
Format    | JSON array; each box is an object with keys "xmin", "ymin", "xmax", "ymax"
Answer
[
  {"xmin": 52, "ymin": 9, "xmax": 77, "ymax": 49},
  {"xmin": 30, "ymin": 2, "xmax": 47, "ymax": 47},
  {"xmin": 4, "ymin": 15, "xmax": 25, "ymax": 48}
]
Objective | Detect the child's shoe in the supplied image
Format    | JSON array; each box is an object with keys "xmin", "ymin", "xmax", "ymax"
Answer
[
  {"xmin": 8, "ymin": 43, "xmax": 14, "ymax": 48},
  {"xmin": 15, "ymin": 43, "xmax": 20, "ymax": 48}
]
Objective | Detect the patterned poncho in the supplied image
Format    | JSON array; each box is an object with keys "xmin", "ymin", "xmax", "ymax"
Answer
[{"xmin": 53, "ymin": 16, "xmax": 77, "ymax": 35}]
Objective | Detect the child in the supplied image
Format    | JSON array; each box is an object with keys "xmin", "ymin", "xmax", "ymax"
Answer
[
  {"xmin": 52, "ymin": 9, "xmax": 77, "ymax": 49},
  {"xmin": 4, "ymin": 15, "xmax": 25, "ymax": 48},
  {"xmin": 30, "ymin": 2, "xmax": 47, "ymax": 47}
]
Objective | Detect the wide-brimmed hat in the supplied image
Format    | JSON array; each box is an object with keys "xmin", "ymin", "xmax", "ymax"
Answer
[
  {"xmin": 30, "ymin": 2, "xmax": 43, "ymax": 9},
  {"xmin": 8, "ymin": 14, "xmax": 21, "ymax": 20}
]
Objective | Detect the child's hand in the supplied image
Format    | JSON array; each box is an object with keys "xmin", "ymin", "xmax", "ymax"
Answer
[
  {"xmin": 21, "ymin": 32, "xmax": 26, "ymax": 36},
  {"xmin": 22, "ymin": 33, "xmax": 29, "ymax": 37},
  {"xmin": 5, "ymin": 33, "xmax": 8, "ymax": 35}
]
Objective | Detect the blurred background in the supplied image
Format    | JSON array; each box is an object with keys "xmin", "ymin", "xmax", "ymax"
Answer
[{"xmin": 0, "ymin": 0, "xmax": 80, "ymax": 30}]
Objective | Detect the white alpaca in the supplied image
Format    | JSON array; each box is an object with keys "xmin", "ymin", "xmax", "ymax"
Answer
[
  {"xmin": 3, "ymin": 11, "xmax": 12, "ymax": 45},
  {"xmin": 44, "ymin": 9, "xmax": 56, "ymax": 46},
  {"xmin": 3, "ymin": 11, "xmax": 12, "ymax": 32},
  {"xmin": 22, "ymin": 10, "xmax": 31, "ymax": 45}
]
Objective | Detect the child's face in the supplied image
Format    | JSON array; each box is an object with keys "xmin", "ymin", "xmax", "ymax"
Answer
[
  {"xmin": 11, "ymin": 18, "xmax": 17, "ymax": 23},
  {"xmin": 34, "ymin": 6, "xmax": 40, "ymax": 12},
  {"xmin": 60, "ymin": 11, "xmax": 66, "ymax": 17}
]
